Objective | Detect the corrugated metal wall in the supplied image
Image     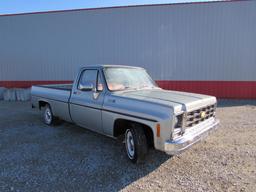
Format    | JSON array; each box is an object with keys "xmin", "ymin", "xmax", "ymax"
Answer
[{"xmin": 0, "ymin": 0, "xmax": 256, "ymax": 98}]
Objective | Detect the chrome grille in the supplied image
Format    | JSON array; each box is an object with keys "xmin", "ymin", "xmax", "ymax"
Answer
[{"xmin": 186, "ymin": 104, "xmax": 216, "ymax": 127}]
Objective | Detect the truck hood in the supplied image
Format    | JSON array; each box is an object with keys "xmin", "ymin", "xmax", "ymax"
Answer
[{"xmin": 115, "ymin": 88, "xmax": 216, "ymax": 113}]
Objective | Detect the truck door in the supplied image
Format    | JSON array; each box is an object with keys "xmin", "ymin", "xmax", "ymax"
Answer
[{"xmin": 69, "ymin": 69, "xmax": 105, "ymax": 133}]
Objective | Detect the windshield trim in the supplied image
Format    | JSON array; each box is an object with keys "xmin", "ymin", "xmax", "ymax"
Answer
[{"xmin": 102, "ymin": 67, "xmax": 158, "ymax": 92}]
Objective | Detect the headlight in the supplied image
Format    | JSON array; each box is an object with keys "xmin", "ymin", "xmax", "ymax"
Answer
[
  {"xmin": 174, "ymin": 114, "xmax": 183, "ymax": 128},
  {"xmin": 174, "ymin": 116, "xmax": 178, "ymax": 127}
]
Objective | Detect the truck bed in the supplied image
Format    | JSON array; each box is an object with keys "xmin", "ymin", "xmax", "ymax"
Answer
[
  {"xmin": 31, "ymin": 84, "xmax": 73, "ymax": 122},
  {"xmin": 36, "ymin": 84, "xmax": 73, "ymax": 91},
  {"xmin": 31, "ymin": 84, "xmax": 72, "ymax": 102}
]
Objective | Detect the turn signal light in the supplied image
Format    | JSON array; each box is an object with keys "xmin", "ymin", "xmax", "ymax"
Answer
[{"xmin": 156, "ymin": 123, "xmax": 161, "ymax": 137}]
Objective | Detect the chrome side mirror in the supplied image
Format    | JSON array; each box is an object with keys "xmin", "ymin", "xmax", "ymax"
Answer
[{"xmin": 78, "ymin": 82, "xmax": 94, "ymax": 91}]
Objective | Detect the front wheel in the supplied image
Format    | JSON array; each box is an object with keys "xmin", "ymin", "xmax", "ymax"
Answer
[{"xmin": 125, "ymin": 125, "xmax": 148, "ymax": 163}]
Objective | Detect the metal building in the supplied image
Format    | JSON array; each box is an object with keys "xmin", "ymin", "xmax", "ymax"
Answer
[{"xmin": 0, "ymin": 0, "xmax": 255, "ymax": 99}]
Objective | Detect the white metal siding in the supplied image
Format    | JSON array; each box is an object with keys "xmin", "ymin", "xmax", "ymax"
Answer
[{"xmin": 0, "ymin": 1, "xmax": 255, "ymax": 81}]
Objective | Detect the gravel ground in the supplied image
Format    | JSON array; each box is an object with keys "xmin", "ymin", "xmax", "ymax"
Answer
[{"xmin": 0, "ymin": 100, "xmax": 256, "ymax": 192}]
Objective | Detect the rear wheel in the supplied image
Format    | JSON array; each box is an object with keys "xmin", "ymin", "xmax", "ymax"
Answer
[
  {"xmin": 43, "ymin": 104, "xmax": 57, "ymax": 125},
  {"xmin": 125, "ymin": 124, "xmax": 148, "ymax": 163}
]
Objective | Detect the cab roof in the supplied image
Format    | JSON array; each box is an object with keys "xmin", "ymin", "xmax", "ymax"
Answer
[{"xmin": 81, "ymin": 65, "xmax": 144, "ymax": 70}]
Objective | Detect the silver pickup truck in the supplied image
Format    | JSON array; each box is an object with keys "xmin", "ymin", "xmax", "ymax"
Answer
[{"xmin": 31, "ymin": 65, "xmax": 219, "ymax": 163}]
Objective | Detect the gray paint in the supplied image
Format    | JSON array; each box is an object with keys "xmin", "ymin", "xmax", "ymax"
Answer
[{"xmin": 0, "ymin": 1, "xmax": 256, "ymax": 81}]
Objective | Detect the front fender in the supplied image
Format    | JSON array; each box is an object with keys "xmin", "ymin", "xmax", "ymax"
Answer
[{"xmin": 101, "ymin": 109, "xmax": 172, "ymax": 151}]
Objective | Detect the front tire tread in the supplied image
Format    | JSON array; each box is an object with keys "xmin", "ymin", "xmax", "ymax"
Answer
[{"xmin": 126, "ymin": 124, "xmax": 148, "ymax": 163}]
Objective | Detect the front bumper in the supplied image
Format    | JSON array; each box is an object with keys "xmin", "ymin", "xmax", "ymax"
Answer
[{"xmin": 164, "ymin": 118, "xmax": 219, "ymax": 155}]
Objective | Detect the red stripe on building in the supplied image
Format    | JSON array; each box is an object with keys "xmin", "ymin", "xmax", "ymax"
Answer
[
  {"xmin": 0, "ymin": 80, "xmax": 256, "ymax": 99},
  {"xmin": 157, "ymin": 81, "xmax": 256, "ymax": 99}
]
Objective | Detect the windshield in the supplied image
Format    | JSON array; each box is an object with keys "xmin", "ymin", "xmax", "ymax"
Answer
[{"xmin": 104, "ymin": 67, "xmax": 157, "ymax": 91}]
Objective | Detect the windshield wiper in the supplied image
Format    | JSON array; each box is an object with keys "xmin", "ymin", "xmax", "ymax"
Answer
[
  {"xmin": 138, "ymin": 85, "xmax": 155, "ymax": 89},
  {"xmin": 124, "ymin": 86, "xmax": 137, "ymax": 90}
]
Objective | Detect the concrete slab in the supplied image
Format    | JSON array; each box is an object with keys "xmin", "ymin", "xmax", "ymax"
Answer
[
  {"xmin": 0, "ymin": 87, "xmax": 6, "ymax": 100},
  {"xmin": 2, "ymin": 88, "xmax": 31, "ymax": 101},
  {"xmin": 3, "ymin": 89, "xmax": 16, "ymax": 101},
  {"xmin": 16, "ymin": 88, "xmax": 31, "ymax": 101}
]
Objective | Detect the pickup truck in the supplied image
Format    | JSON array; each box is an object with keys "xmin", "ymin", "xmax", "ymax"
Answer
[{"xmin": 31, "ymin": 65, "xmax": 219, "ymax": 163}]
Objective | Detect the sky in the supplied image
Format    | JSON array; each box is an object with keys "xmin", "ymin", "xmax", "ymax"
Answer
[{"xmin": 0, "ymin": 0, "xmax": 221, "ymax": 15}]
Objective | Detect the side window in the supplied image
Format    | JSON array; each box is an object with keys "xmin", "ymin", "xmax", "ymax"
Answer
[
  {"xmin": 97, "ymin": 73, "xmax": 104, "ymax": 91},
  {"xmin": 78, "ymin": 70, "xmax": 98, "ymax": 89}
]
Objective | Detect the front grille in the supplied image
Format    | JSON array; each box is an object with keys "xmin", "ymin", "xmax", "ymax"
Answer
[{"xmin": 186, "ymin": 104, "xmax": 216, "ymax": 127}]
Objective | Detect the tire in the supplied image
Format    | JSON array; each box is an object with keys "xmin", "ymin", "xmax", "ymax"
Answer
[
  {"xmin": 42, "ymin": 104, "xmax": 57, "ymax": 125},
  {"xmin": 125, "ymin": 124, "xmax": 148, "ymax": 163}
]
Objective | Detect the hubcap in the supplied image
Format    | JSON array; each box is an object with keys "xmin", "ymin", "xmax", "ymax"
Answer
[
  {"xmin": 44, "ymin": 108, "xmax": 52, "ymax": 124},
  {"xmin": 125, "ymin": 130, "xmax": 135, "ymax": 159}
]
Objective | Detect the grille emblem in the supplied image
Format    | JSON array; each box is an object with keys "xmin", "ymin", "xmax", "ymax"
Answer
[{"xmin": 200, "ymin": 111, "xmax": 206, "ymax": 118}]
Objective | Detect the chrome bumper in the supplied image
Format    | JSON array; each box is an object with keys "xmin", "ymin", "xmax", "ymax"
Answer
[{"xmin": 164, "ymin": 118, "xmax": 219, "ymax": 155}]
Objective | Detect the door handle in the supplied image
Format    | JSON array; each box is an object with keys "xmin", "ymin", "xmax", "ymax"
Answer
[{"xmin": 108, "ymin": 99, "xmax": 116, "ymax": 103}]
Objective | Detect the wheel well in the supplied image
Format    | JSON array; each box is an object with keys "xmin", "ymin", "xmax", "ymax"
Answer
[
  {"xmin": 113, "ymin": 119, "xmax": 154, "ymax": 148},
  {"xmin": 38, "ymin": 101, "xmax": 49, "ymax": 110}
]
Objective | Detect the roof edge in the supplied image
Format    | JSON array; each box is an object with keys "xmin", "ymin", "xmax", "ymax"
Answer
[{"xmin": 0, "ymin": 0, "xmax": 252, "ymax": 17}]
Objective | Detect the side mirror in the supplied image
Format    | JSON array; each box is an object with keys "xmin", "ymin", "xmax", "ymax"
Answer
[{"xmin": 78, "ymin": 82, "xmax": 94, "ymax": 91}]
